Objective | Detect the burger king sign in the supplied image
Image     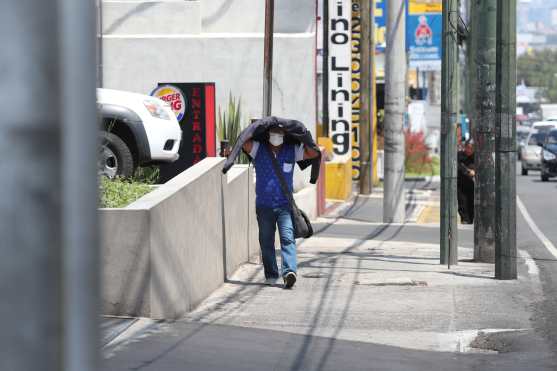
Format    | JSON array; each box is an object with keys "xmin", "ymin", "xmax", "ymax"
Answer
[{"xmin": 151, "ymin": 85, "xmax": 187, "ymax": 121}]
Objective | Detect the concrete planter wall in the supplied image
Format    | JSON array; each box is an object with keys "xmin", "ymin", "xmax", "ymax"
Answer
[
  {"xmin": 100, "ymin": 158, "xmax": 257, "ymax": 319},
  {"xmin": 222, "ymin": 165, "xmax": 259, "ymax": 276}
]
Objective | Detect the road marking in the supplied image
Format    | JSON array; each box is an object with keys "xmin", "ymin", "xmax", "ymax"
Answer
[
  {"xmin": 519, "ymin": 250, "xmax": 540, "ymax": 277},
  {"xmin": 517, "ymin": 196, "xmax": 557, "ymax": 259}
]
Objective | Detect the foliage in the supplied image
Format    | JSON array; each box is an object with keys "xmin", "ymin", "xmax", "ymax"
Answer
[
  {"xmin": 218, "ymin": 93, "xmax": 249, "ymax": 164},
  {"xmin": 99, "ymin": 176, "xmax": 152, "ymax": 208},
  {"xmin": 404, "ymin": 130, "xmax": 434, "ymax": 175},
  {"xmin": 517, "ymin": 49, "xmax": 557, "ymax": 102},
  {"xmin": 133, "ymin": 165, "xmax": 160, "ymax": 184},
  {"xmin": 218, "ymin": 94, "xmax": 242, "ymax": 143}
]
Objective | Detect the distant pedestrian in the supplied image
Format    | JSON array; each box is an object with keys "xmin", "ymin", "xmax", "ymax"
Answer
[
  {"xmin": 242, "ymin": 127, "xmax": 319, "ymax": 288},
  {"xmin": 457, "ymin": 140, "xmax": 475, "ymax": 224}
]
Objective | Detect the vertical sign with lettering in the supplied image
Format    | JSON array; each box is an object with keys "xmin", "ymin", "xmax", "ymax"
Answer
[
  {"xmin": 328, "ymin": 0, "xmax": 352, "ymax": 162},
  {"xmin": 351, "ymin": 0, "xmax": 361, "ymax": 179},
  {"xmin": 151, "ymin": 82, "xmax": 216, "ymax": 183}
]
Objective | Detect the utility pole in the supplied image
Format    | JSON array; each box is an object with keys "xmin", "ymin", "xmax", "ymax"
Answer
[
  {"xmin": 383, "ymin": 0, "xmax": 406, "ymax": 223},
  {"xmin": 1, "ymin": 2, "xmax": 99, "ymax": 370},
  {"xmin": 60, "ymin": 0, "xmax": 101, "ymax": 369},
  {"xmin": 465, "ymin": 0, "xmax": 475, "ymax": 128},
  {"xmin": 263, "ymin": 0, "xmax": 274, "ymax": 117},
  {"xmin": 495, "ymin": 0, "xmax": 517, "ymax": 279},
  {"xmin": 359, "ymin": 0, "xmax": 373, "ymax": 194},
  {"xmin": 1, "ymin": 2, "xmax": 63, "ymax": 370},
  {"xmin": 96, "ymin": 0, "xmax": 104, "ymax": 87},
  {"xmin": 474, "ymin": 0, "xmax": 497, "ymax": 262},
  {"xmin": 440, "ymin": 0, "xmax": 459, "ymax": 266}
]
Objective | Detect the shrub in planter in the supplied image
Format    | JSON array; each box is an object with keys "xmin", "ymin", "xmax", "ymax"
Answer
[
  {"xmin": 405, "ymin": 130, "xmax": 433, "ymax": 175},
  {"xmin": 218, "ymin": 94, "xmax": 249, "ymax": 164},
  {"xmin": 99, "ymin": 176, "xmax": 152, "ymax": 208}
]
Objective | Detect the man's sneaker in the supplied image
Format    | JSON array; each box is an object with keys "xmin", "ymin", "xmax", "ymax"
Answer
[
  {"xmin": 283, "ymin": 272, "xmax": 297, "ymax": 289},
  {"xmin": 264, "ymin": 277, "xmax": 279, "ymax": 286}
]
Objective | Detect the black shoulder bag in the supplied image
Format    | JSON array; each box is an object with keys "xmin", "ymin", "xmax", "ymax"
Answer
[{"xmin": 268, "ymin": 148, "xmax": 313, "ymax": 239}]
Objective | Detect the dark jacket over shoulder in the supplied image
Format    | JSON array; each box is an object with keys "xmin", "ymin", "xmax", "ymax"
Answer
[{"xmin": 222, "ymin": 116, "xmax": 322, "ymax": 184}]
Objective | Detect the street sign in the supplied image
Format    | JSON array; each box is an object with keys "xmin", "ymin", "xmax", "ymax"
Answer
[
  {"xmin": 375, "ymin": 0, "xmax": 386, "ymax": 52},
  {"xmin": 406, "ymin": 12, "xmax": 442, "ymax": 71},
  {"xmin": 408, "ymin": 0, "xmax": 442, "ymax": 15}
]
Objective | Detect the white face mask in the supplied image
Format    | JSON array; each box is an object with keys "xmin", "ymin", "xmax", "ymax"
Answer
[{"xmin": 269, "ymin": 133, "xmax": 284, "ymax": 146}]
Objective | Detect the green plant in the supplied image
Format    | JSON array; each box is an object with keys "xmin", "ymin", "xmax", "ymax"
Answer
[
  {"xmin": 218, "ymin": 93, "xmax": 249, "ymax": 164},
  {"xmin": 518, "ymin": 49, "xmax": 557, "ymax": 102},
  {"xmin": 133, "ymin": 165, "xmax": 160, "ymax": 184},
  {"xmin": 99, "ymin": 176, "xmax": 152, "ymax": 208}
]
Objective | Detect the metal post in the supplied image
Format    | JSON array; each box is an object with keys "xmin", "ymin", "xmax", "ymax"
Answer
[
  {"xmin": 474, "ymin": 0, "xmax": 497, "ymax": 263},
  {"xmin": 495, "ymin": 0, "xmax": 517, "ymax": 279},
  {"xmin": 97, "ymin": 0, "xmax": 104, "ymax": 87},
  {"xmin": 371, "ymin": 0, "xmax": 379, "ymax": 186},
  {"xmin": 359, "ymin": 0, "xmax": 373, "ymax": 195},
  {"xmin": 440, "ymin": 0, "xmax": 459, "ymax": 266},
  {"xmin": 465, "ymin": 0, "xmax": 475, "ymax": 131},
  {"xmin": 0, "ymin": 2, "xmax": 63, "ymax": 370},
  {"xmin": 60, "ymin": 0, "xmax": 100, "ymax": 369},
  {"xmin": 263, "ymin": 0, "xmax": 275, "ymax": 117},
  {"xmin": 383, "ymin": 0, "xmax": 406, "ymax": 223}
]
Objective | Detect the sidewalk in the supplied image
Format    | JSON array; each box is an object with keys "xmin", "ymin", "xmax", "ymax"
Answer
[{"xmin": 102, "ymin": 180, "xmax": 557, "ymax": 370}]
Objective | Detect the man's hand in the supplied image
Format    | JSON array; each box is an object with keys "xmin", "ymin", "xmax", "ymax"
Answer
[
  {"xmin": 468, "ymin": 169, "xmax": 475, "ymax": 177},
  {"xmin": 303, "ymin": 146, "xmax": 320, "ymax": 160},
  {"xmin": 242, "ymin": 140, "xmax": 254, "ymax": 155}
]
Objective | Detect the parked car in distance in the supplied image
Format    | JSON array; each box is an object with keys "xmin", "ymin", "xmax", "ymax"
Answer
[
  {"xmin": 540, "ymin": 128, "xmax": 557, "ymax": 182},
  {"xmin": 97, "ymin": 88, "xmax": 182, "ymax": 178},
  {"xmin": 532, "ymin": 120, "xmax": 557, "ymax": 134},
  {"xmin": 521, "ymin": 131, "xmax": 547, "ymax": 175}
]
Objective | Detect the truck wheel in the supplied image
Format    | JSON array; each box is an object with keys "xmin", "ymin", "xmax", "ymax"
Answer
[
  {"xmin": 521, "ymin": 166, "xmax": 528, "ymax": 176},
  {"xmin": 541, "ymin": 172, "xmax": 549, "ymax": 182},
  {"xmin": 98, "ymin": 131, "xmax": 135, "ymax": 178}
]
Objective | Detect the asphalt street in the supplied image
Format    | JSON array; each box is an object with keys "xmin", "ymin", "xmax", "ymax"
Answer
[{"xmin": 515, "ymin": 164, "xmax": 557, "ymax": 352}]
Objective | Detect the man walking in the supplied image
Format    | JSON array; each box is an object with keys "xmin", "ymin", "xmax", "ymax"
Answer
[{"xmin": 242, "ymin": 127, "xmax": 319, "ymax": 288}]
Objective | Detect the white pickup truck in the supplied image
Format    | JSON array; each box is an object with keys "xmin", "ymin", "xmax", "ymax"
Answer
[{"xmin": 97, "ymin": 88, "xmax": 182, "ymax": 178}]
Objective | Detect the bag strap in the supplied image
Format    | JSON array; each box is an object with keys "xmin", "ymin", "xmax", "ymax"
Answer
[{"xmin": 266, "ymin": 145, "xmax": 298, "ymax": 211}]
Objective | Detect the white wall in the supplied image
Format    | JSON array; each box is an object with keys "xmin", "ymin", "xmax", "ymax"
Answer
[
  {"xmin": 201, "ymin": 0, "xmax": 316, "ymax": 33},
  {"xmin": 102, "ymin": 35, "xmax": 315, "ymax": 137},
  {"xmin": 101, "ymin": 0, "xmax": 318, "ymax": 188},
  {"xmin": 102, "ymin": 1, "xmax": 201, "ymax": 34}
]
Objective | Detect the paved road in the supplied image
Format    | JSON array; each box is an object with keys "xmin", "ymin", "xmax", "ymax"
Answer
[{"xmin": 515, "ymin": 165, "xmax": 557, "ymax": 351}]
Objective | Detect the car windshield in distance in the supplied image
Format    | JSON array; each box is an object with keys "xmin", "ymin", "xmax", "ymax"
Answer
[
  {"xmin": 517, "ymin": 131, "xmax": 529, "ymax": 141},
  {"xmin": 548, "ymin": 131, "xmax": 557, "ymax": 145},
  {"xmin": 528, "ymin": 132, "xmax": 546, "ymax": 145}
]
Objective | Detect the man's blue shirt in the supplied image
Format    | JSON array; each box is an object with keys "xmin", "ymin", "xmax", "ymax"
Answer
[{"xmin": 251, "ymin": 141, "xmax": 303, "ymax": 208}]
